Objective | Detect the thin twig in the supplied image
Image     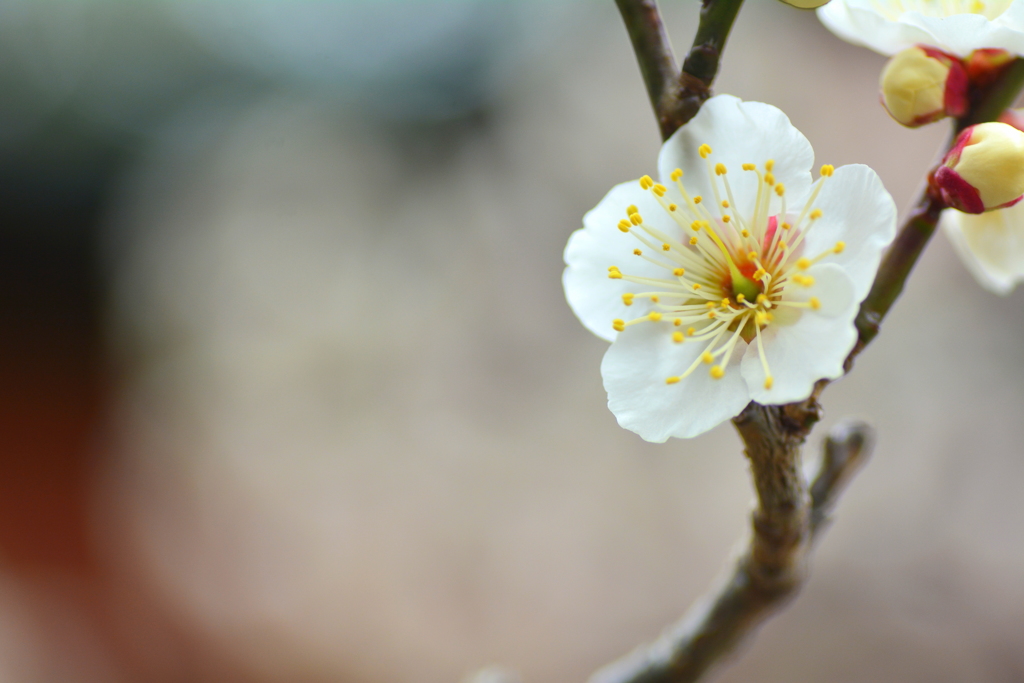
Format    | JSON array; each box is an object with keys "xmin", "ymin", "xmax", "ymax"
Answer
[
  {"xmin": 589, "ymin": 418, "xmax": 873, "ymax": 683},
  {"xmin": 615, "ymin": 0, "xmax": 746, "ymax": 140},
  {"xmin": 614, "ymin": 0, "xmax": 679, "ymax": 139}
]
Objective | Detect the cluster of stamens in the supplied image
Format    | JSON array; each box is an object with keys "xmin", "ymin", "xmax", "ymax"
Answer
[{"xmin": 607, "ymin": 144, "xmax": 845, "ymax": 390}]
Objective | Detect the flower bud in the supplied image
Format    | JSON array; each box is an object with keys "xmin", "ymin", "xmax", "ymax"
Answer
[
  {"xmin": 880, "ymin": 46, "xmax": 968, "ymax": 127},
  {"xmin": 934, "ymin": 122, "xmax": 1024, "ymax": 214},
  {"xmin": 777, "ymin": 0, "xmax": 830, "ymax": 7}
]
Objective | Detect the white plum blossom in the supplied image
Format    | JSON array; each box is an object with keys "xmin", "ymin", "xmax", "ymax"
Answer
[
  {"xmin": 563, "ymin": 95, "xmax": 897, "ymax": 441},
  {"xmin": 942, "ymin": 201, "xmax": 1024, "ymax": 292},
  {"xmin": 817, "ymin": 0, "xmax": 1024, "ymax": 57}
]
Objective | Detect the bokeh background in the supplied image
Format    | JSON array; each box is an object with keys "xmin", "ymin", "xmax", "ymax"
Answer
[{"xmin": 3, "ymin": 1, "xmax": 1024, "ymax": 681}]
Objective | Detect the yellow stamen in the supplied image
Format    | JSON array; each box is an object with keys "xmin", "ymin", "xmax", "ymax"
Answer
[
  {"xmin": 834, "ymin": 241, "xmax": 845, "ymax": 253},
  {"xmin": 701, "ymin": 351, "xmax": 714, "ymax": 364},
  {"xmin": 710, "ymin": 365, "xmax": 725, "ymax": 379},
  {"xmin": 715, "ymin": 163, "xmax": 727, "ymax": 176},
  {"xmin": 673, "ymin": 268, "xmax": 685, "ymax": 276},
  {"xmin": 672, "ymin": 331, "xmax": 684, "ymax": 343},
  {"xmin": 613, "ymin": 319, "xmax": 625, "ymax": 331},
  {"xmin": 622, "ymin": 293, "xmax": 634, "ymax": 305},
  {"xmin": 699, "ymin": 144, "xmax": 712, "ymax": 158},
  {"xmin": 666, "ymin": 376, "xmax": 680, "ymax": 384},
  {"xmin": 809, "ymin": 297, "xmax": 821, "ymax": 310},
  {"xmin": 652, "ymin": 183, "xmax": 667, "ymax": 197},
  {"xmin": 765, "ymin": 160, "xmax": 774, "ymax": 171},
  {"xmin": 639, "ymin": 175, "xmax": 654, "ymax": 189},
  {"xmin": 671, "ymin": 168, "xmax": 683, "ymax": 181},
  {"xmin": 649, "ymin": 311, "xmax": 663, "ymax": 321},
  {"xmin": 618, "ymin": 220, "xmax": 631, "ymax": 232},
  {"xmin": 820, "ymin": 164, "xmax": 834, "ymax": 177}
]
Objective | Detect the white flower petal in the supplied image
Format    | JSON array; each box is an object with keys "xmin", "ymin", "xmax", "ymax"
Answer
[
  {"xmin": 742, "ymin": 263, "xmax": 858, "ymax": 405},
  {"xmin": 564, "ymin": 181, "xmax": 683, "ymax": 341},
  {"xmin": 657, "ymin": 95, "xmax": 814, "ymax": 220},
  {"xmin": 941, "ymin": 202, "xmax": 1024, "ymax": 294},
  {"xmin": 603, "ymin": 324, "xmax": 751, "ymax": 442},
  {"xmin": 799, "ymin": 164, "xmax": 897, "ymax": 302},
  {"xmin": 818, "ymin": 0, "xmax": 1024, "ymax": 56}
]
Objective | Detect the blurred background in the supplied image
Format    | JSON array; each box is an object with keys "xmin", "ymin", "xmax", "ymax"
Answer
[{"xmin": 3, "ymin": 1, "xmax": 1024, "ymax": 681}]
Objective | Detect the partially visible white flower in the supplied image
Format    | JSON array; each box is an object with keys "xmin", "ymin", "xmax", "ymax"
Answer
[
  {"xmin": 563, "ymin": 95, "xmax": 897, "ymax": 442},
  {"xmin": 818, "ymin": 0, "xmax": 1024, "ymax": 57},
  {"xmin": 942, "ymin": 201, "xmax": 1024, "ymax": 293}
]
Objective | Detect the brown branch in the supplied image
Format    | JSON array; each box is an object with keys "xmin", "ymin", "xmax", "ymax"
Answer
[
  {"xmin": 614, "ymin": 0, "xmax": 679, "ymax": 140},
  {"xmin": 615, "ymin": 0, "xmax": 746, "ymax": 141},
  {"xmin": 589, "ymin": 418, "xmax": 874, "ymax": 683}
]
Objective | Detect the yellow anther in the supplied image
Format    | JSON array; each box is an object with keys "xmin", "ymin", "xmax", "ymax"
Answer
[
  {"xmin": 707, "ymin": 311, "xmax": 716, "ymax": 319},
  {"xmin": 775, "ymin": 184, "xmax": 785, "ymax": 196},
  {"xmin": 701, "ymin": 352, "xmax": 714, "ymax": 364},
  {"xmin": 626, "ymin": 205, "xmax": 638, "ymax": 216},
  {"xmin": 692, "ymin": 283, "xmax": 701, "ymax": 290},
  {"xmin": 796, "ymin": 257, "xmax": 811, "ymax": 270},
  {"xmin": 650, "ymin": 296, "xmax": 660, "ymax": 303},
  {"xmin": 617, "ymin": 219, "xmax": 631, "ymax": 232},
  {"xmin": 722, "ymin": 215, "xmax": 731, "ymax": 223},
  {"xmin": 715, "ymin": 163, "xmax": 727, "ymax": 176},
  {"xmin": 710, "ymin": 365, "xmax": 725, "ymax": 379},
  {"xmin": 721, "ymin": 200, "xmax": 729, "ymax": 208},
  {"xmin": 670, "ymin": 168, "xmax": 683, "ymax": 181},
  {"xmin": 720, "ymin": 298, "xmax": 731, "ymax": 309},
  {"xmin": 687, "ymin": 327, "xmax": 695, "ymax": 335},
  {"xmin": 834, "ymin": 241, "xmax": 846, "ymax": 254},
  {"xmin": 673, "ymin": 318, "xmax": 682, "ymax": 326},
  {"xmin": 673, "ymin": 268, "xmax": 685, "ymax": 276},
  {"xmin": 765, "ymin": 160, "xmax": 775, "ymax": 171},
  {"xmin": 690, "ymin": 236, "xmax": 699, "ymax": 245},
  {"xmin": 756, "ymin": 294, "xmax": 768, "ymax": 304},
  {"xmin": 668, "ymin": 203, "xmax": 678, "ymax": 212},
  {"xmin": 778, "ymin": 241, "xmax": 789, "ymax": 250},
  {"xmin": 737, "ymin": 293, "xmax": 746, "ymax": 303},
  {"xmin": 741, "ymin": 229, "xmax": 750, "ymax": 238},
  {"xmin": 613, "ymin": 319, "xmax": 625, "ymax": 331},
  {"xmin": 622, "ymin": 293, "xmax": 634, "ymax": 306},
  {"xmin": 781, "ymin": 222, "xmax": 791, "ymax": 230},
  {"xmin": 764, "ymin": 376, "xmax": 774, "ymax": 390},
  {"xmin": 802, "ymin": 276, "xmax": 815, "ymax": 286},
  {"xmin": 652, "ymin": 183, "xmax": 667, "ymax": 197},
  {"xmin": 630, "ymin": 213, "xmax": 643, "ymax": 226},
  {"xmin": 755, "ymin": 311, "xmax": 768, "ymax": 325},
  {"xmin": 809, "ymin": 297, "xmax": 821, "ymax": 310},
  {"xmin": 810, "ymin": 209, "xmax": 823, "ymax": 220},
  {"xmin": 666, "ymin": 376, "xmax": 681, "ymax": 385},
  {"xmin": 649, "ymin": 311, "xmax": 663, "ymax": 321},
  {"xmin": 639, "ymin": 175, "xmax": 654, "ymax": 189},
  {"xmin": 706, "ymin": 301, "xmax": 716, "ymax": 310},
  {"xmin": 693, "ymin": 195, "xmax": 702, "ymax": 204},
  {"xmin": 672, "ymin": 331, "xmax": 684, "ymax": 343},
  {"xmin": 820, "ymin": 164, "xmax": 834, "ymax": 177},
  {"xmin": 690, "ymin": 220, "xmax": 702, "ymax": 231},
  {"xmin": 753, "ymin": 268, "xmax": 767, "ymax": 280},
  {"xmin": 747, "ymin": 251, "xmax": 758, "ymax": 260},
  {"xmin": 662, "ymin": 243, "xmax": 671, "ymax": 251},
  {"xmin": 699, "ymin": 144, "xmax": 712, "ymax": 158},
  {"xmin": 633, "ymin": 248, "xmax": 642, "ymax": 256},
  {"xmin": 608, "ymin": 266, "xmax": 619, "ymax": 272},
  {"xmin": 765, "ymin": 172, "xmax": 775, "ymax": 186},
  {"xmin": 609, "ymin": 271, "xmax": 622, "ymax": 279},
  {"xmin": 742, "ymin": 163, "xmax": 756, "ymax": 171}
]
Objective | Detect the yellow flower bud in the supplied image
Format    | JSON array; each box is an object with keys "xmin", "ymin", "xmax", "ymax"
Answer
[
  {"xmin": 935, "ymin": 122, "xmax": 1024, "ymax": 214},
  {"xmin": 880, "ymin": 46, "xmax": 967, "ymax": 128}
]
